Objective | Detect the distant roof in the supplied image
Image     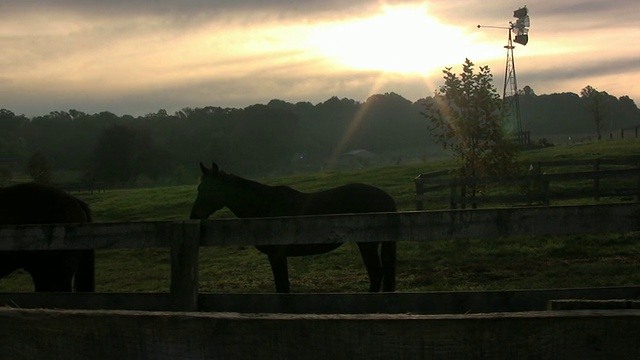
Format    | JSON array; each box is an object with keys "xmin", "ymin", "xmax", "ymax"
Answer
[{"xmin": 342, "ymin": 149, "xmax": 374, "ymax": 157}]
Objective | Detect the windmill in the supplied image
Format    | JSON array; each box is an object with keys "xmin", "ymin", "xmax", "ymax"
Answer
[{"xmin": 478, "ymin": 6, "xmax": 530, "ymax": 144}]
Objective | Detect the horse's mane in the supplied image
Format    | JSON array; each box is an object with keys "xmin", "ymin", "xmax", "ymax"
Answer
[{"xmin": 220, "ymin": 171, "xmax": 298, "ymax": 194}]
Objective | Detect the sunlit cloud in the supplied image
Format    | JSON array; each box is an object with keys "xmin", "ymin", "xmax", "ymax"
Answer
[{"xmin": 0, "ymin": 0, "xmax": 638, "ymax": 116}]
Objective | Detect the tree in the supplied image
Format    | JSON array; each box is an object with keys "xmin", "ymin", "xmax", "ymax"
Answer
[
  {"xmin": 519, "ymin": 85, "xmax": 536, "ymax": 97},
  {"xmin": 89, "ymin": 124, "xmax": 167, "ymax": 185},
  {"xmin": 580, "ymin": 85, "xmax": 607, "ymax": 140},
  {"xmin": 225, "ymin": 105, "xmax": 300, "ymax": 175},
  {"xmin": 0, "ymin": 167, "xmax": 12, "ymax": 186},
  {"xmin": 422, "ymin": 59, "xmax": 519, "ymax": 201},
  {"xmin": 26, "ymin": 151, "xmax": 53, "ymax": 185}
]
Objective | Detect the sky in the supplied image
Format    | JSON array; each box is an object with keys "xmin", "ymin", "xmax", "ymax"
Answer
[{"xmin": 1, "ymin": 0, "xmax": 639, "ymax": 117}]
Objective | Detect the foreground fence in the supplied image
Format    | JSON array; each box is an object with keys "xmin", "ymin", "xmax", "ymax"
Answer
[
  {"xmin": 3, "ymin": 307, "xmax": 640, "ymax": 360},
  {"xmin": 1, "ymin": 203, "xmax": 639, "ymax": 313},
  {"xmin": 2, "ymin": 203, "xmax": 640, "ymax": 359}
]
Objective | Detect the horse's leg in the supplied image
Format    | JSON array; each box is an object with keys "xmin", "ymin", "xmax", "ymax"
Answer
[
  {"xmin": 356, "ymin": 242, "xmax": 383, "ymax": 292},
  {"xmin": 0, "ymin": 252, "xmax": 22, "ymax": 280},
  {"xmin": 29, "ymin": 267, "xmax": 74, "ymax": 292},
  {"xmin": 267, "ymin": 254, "xmax": 290, "ymax": 293},
  {"xmin": 380, "ymin": 241, "xmax": 397, "ymax": 292},
  {"xmin": 74, "ymin": 250, "xmax": 95, "ymax": 292},
  {"xmin": 27, "ymin": 251, "xmax": 76, "ymax": 292}
]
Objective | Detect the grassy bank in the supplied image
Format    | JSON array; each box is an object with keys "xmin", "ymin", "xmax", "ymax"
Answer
[{"xmin": 1, "ymin": 139, "xmax": 640, "ymax": 293}]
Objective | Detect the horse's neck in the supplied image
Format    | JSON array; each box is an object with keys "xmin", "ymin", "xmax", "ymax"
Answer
[{"xmin": 223, "ymin": 175, "xmax": 301, "ymax": 218}]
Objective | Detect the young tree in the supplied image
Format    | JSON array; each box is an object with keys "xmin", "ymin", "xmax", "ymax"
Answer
[
  {"xmin": 422, "ymin": 58, "xmax": 519, "ymax": 200},
  {"xmin": 580, "ymin": 85, "xmax": 607, "ymax": 140}
]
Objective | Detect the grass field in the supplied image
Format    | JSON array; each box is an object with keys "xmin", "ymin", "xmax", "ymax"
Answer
[{"xmin": 1, "ymin": 139, "xmax": 640, "ymax": 293}]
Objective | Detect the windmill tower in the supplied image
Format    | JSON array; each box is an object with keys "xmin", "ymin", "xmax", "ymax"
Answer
[{"xmin": 479, "ymin": 6, "xmax": 530, "ymax": 144}]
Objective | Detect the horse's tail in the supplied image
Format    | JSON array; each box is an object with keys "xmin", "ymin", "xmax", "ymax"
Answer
[
  {"xmin": 74, "ymin": 199, "xmax": 95, "ymax": 292},
  {"xmin": 380, "ymin": 241, "xmax": 396, "ymax": 292}
]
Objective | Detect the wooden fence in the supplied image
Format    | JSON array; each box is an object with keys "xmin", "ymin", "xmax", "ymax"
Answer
[
  {"xmin": 415, "ymin": 158, "xmax": 640, "ymax": 210},
  {"xmin": 4, "ymin": 307, "xmax": 640, "ymax": 360},
  {"xmin": 611, "ymin": 125, "xmax": 640, "ymax": 140},
  {"xmin": 1, "ymin": 203, "xmax": 639, "ymax": 313},
  {"xmin": 2, "ymin": 203, "xmax": 640, "ymax": 359}
]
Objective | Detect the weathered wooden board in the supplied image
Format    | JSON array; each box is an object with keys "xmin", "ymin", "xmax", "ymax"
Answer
[
  {"xmin": 2, "ymin": 286, "xmax": 639, "ymax": 314},
  {"xmin": 0, "ymin": 221, "xmax": 194, "ymax": 250},
  {"xmin": 200, "ymin": 203, "xmax": 640, "ymax": 246},
  {"xmin": 0, "ymin": 203, "xmax": 637, "ymax": 250},
  {"xmin": 2, "ymin": 307, "xmax": 640, "ymax": 360}
]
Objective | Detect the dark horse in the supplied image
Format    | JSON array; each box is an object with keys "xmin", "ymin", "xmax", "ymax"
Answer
[
  {"xmin": 190, "ymin": 162, "xmax": 397, "ymax": 293},
  {"xmin": 0, "ymin": 183, "xmax": 94, "ymax": 292}
]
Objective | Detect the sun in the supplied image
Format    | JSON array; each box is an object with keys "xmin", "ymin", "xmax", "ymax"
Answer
[{"xmin": 309, "ymin": 4, "xmax": 468, "ymax": 74}]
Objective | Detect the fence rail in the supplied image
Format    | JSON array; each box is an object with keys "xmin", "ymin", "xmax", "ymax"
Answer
[
  {"xmin": 1, "ymin": 202, "xmax": 639, "ymax": 313},
  {"xmin": 415, "ymin": 158, "xmax": 640, "ymax": 209}
]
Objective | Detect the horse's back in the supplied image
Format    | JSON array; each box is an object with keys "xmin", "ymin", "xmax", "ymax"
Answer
[
  {"xmin": 302, "ymin": 183, "xmax": 396, "ymax": 215},
  {"xmin": 0, "ymin": 183, "xmax": 91, "ymax": 224}
]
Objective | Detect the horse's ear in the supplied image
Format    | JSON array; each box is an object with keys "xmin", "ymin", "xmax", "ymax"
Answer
[
  {"xmin": 199, "ymin": 162, "xmax": 209, "ymax": 174},
  {"xmin": 211, "ymin": 162, "xmax": 219, "ymax": 174}
]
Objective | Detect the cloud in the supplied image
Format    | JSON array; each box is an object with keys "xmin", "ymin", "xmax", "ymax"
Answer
[
  {"xmin": 0, "ymin": 0, "xmax": 388, "ymax": 23},
  {"xmin": 528, "ymin": 57, "xmax": 640, "ymax": 82},
  {"xmin": 1, "ymin": 0, "xmax": 639, "ymax": 116}
]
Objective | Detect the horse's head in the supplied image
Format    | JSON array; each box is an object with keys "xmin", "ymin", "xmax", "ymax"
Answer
[{"xmin": 189, "ymin": 162, "xmax": 226, "ymax": 220}]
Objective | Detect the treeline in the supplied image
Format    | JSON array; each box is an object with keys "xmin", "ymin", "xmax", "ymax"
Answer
[
  {"xmin": 0, "ymin": 93, "xmax": 436, "ymax": 185},
  {"xmin": 0, "ymin": 89, "xmax": 639, "ymax": 185},
  {"xmin": 519, "ymin": 87, "xmax": 640, "ymax": 136}
]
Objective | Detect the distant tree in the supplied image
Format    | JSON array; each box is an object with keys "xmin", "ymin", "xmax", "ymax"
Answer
[
  {"xmin": 519, "ymin": 85, "xmax": 536, "ymax": 96},
  {"xmin": 68, "ymin": 109, "xmax": 87, "ymax": 120},
  {"xmin": 225, "ymin": 105, "xmax": 299, "ymax": 175},
  {"xmin": 90, "ymin": 124, "xmax": 167, "ymax": 185},
  {"xmin": 618, "ymin": 95, "xmax": 638, "ymax": 110},
  {"xmin": 354, "ymin": 92, "xmax": 427, "ymax": 152},
  {"xmin": 580, "ymin": 85, "xmax": 607, "ymax": 140},
  {"xmin": 0, "ymin": 109, "xmax": 29, "ymax": 165},
  {"xmin": 617, "ymin": 96, "xmax": 640, "ymax": 125},
  {"xmin": 422, "ymin": 59, "xmax": 519, "ymax": 202},
  {"xmin": 26, "ymin": 151, "xmax": 53, "ymax": 185},
  {"xmin": 145, "ymin": 109, "xmax": 169, "ymax": 119},
  {"xmin": 0, "ymin": 167, "xmax": 12, "ymax": 186}
]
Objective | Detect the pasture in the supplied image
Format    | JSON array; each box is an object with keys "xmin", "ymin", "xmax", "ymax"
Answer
[{"xmin": 1, "ymin": 139, "xmax": 640, "ymax": 294}]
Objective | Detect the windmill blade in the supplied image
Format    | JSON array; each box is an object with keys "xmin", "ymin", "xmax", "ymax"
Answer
[
  {"xmin": 480, "ymin": 5, "xmax": 531, "ymax": 46},
  {"xmin": 513, "ymin": 6, "xmax": 528, "ymax": 18},
  {"xmin": 514, "ymin": 34, "xmax": 529, "ymax": 46},
  {"xmin": 517, "ymin": 15, "xmax": 530, "ymax": 30}
]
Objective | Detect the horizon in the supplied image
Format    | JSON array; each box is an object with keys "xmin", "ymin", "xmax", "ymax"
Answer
[
  {"xmin": 5, "ymin": 88, "xmax": 638, "ymax": 119},
  {"xmin": 2, "ymin": 1, "xmax": 639, "ymax": 117}
]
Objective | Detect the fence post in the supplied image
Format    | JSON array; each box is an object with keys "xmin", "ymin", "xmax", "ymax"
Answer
[
  {"xmin": 170, "ymin": 220, "xmax": 201, "ymax": 312},
  {"xmin": 542, "ymin": 179, "xmax": 550, "ymax": 206},
  {"xmin": 449, "ymin": 181, "xmax": 457, "ymax": 209},
  {"xmin": 532, "ymin": 162, "xmax": 550, "ymax": 206},
  {"xmin": 414, "ymin": 175, "xmax": 424, "ymax": 211},
  {"xmin": 594, "ymin": 158, "xmax": 600, "ymax": 201},
  {"xmin": 637, "ymin": 160, "xmax": 640, "ymax": 203}
]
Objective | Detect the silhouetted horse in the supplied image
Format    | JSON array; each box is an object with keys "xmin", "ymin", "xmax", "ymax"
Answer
[
  {"xmin": 190, "ymin": 162, "xmax": 397, "ymax": 293},
  {"xmin": 0, "ymin": 183, "xmax": 94, "ymax": 292}
]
